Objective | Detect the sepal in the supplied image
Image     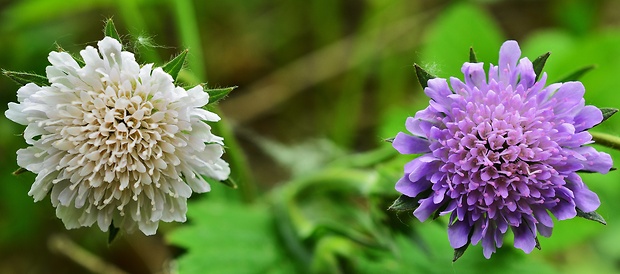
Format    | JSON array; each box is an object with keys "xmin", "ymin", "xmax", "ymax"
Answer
[
  {"xmin": 576, "ymin": 208, "xmax": 606, "ymax": 225},
  {"xmin": 535, "ymin": 237, "xmax": 541, "ymax": 250},
  {"xmin": 469, "ymin": 47, "xmax": 478, "ymax": 63},
  {"xmin": 12, "ymin": 167, "xmax": 27, "ymax": 176},
  {"xmin": 532, "ymin": 52, "xmax": 550, "ymax": 81},
  {"xmin": 220, "ymin": 177, "xmax": 238, "ymax": 189},
  {"xmin": 104, "ymin": 18, "xmax": 122, "ymax": 44},
  {"xmin": 162, "ymin": 49, "xmax": 188, "ymax": 82},
  {"xmin": 2, "ymin": 70, "xmax": 48, "ymax": 86},
  {"xmin": 388, "ymin": 194, "xmax": 420, "ymax": 211},
  {"xmin": 108, "ymin": 221, "xmax": 120, "ymax": 244},
  {"xmin": 206, "ymin": 86, "xmax": 236, "ymax": 105},
  {"xmin": 559, "ymin": 65, "xmax": 595, "ymax": 82},
  {"xmin": 453, "ymin": 243, "xmax": 469, "ymax": 262},
  {"xmin": 414, "ymin": 64, "xmax": 436, "ymax": 89},
  {"xmin": 206, "ymin": 176, "xmax": 238, "ymax": 189},
  {"xmin": 599, "ymin": 107, "xmax": 618, "ymax": 125}
]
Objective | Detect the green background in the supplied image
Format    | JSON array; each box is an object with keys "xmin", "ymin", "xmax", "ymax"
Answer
[{"xmin": 1, "ymin": 0, "xmax": 620, "ymax": 273}]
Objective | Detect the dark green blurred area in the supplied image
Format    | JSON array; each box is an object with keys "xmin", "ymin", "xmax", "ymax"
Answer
[{"xmin": 2, "ymin": 0, "xmax": 620, "ymax": 273}]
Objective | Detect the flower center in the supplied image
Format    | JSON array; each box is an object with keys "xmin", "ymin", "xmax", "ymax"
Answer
[
  {"xmin": 48, "ymin": 77, "xmax": 183, "ymax": 195},
  {"xmin": 434, "ymin": 92, "xmax": 562, "ymax": 218}
]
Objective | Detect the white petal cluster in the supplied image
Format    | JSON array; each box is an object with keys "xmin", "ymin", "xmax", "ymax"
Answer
[{"xmin": 5, "ymin": 37, "xmax": 230, "ymax": 235}]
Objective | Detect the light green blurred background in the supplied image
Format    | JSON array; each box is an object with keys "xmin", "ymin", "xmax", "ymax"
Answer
[{"xmin": 2, "ymin": 0, "xmax": 620, "ymax": 273}]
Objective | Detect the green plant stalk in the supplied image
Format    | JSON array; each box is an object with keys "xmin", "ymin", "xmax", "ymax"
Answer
[
  {"xmin": 310, "ymin": 0, "xmax": 342, "ymax": 48},
  {"xmin": 116, "ymin": 0, "xmax": 161, "ymax": 64},
  {"xmin": 270, "ymin": 169, "xmax": 369, "ymax": 268},
  {"xmin": 173, "ymin": 0, "xmax": 256, "ymax": 202},
  {"xmin": 592, "ymin": 131, "xmax": 620, "ymax": 151},
  {"xmin": 172, "ymin": 0, "xmax": 205, "ymax": 79}
]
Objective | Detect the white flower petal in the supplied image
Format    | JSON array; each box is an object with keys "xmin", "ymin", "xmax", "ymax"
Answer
[
  {"xmin": 28, "ymin": 170, "xmax": 58, "ymax": 202},
  {"xmin": 6, "ymin": 37, "xmax": 230, "ymax": 236}
]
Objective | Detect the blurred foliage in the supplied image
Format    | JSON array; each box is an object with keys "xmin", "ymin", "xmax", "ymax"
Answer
[{"xmin": 3, "ymin": 0, "xmax": 620, "ymax": 273}]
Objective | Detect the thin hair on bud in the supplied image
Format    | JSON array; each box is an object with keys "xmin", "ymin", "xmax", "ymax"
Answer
[
  {"xmin": 133, "ymin": 33, "xmax": 173, "ymax": 50},
  {"xmin": 421, "ymin": 62, "xmax": 442, "ymax": 77}
]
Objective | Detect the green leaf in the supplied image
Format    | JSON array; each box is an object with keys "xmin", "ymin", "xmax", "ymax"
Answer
[
  {"xmin": 206, "ymin": 86, "xmax": 236, "ymax": 105},
  {"xmin": 559, "ymin": 65, "xmax": 595, "ymax": 82},
  {"xmin": 576, "ymin": 208, "xmax": 607, "ymax": 225},
  {"xmin": 162, "ymin": 49, "xmax": 188, "ymax": 82},
  {"xmin": 103, "ymin": 18, "xmax": 121, "ymax": 42},
  {"xmin": 414, "ymin": 64, "xmax": 435, "ymax": 89},
  {"xmin": 166, "ymin": 199, "xmax": 295, "ymax": 274},
  {"xmin": 252, "ymin": 138, "xmax": 345, "ymax": 177},
  {"xmin": 331, "ymin": 146, "xmax": 397, "ymax": 169},
  {"xmin": 388, "ymin": 194, "xmax": 420, "ymax": 212},
  {"xmin": 311, "ymin": 236, "xmax": 359, "ymax": 273},
  {"xmin": 3, "ymin": 70, "xmax": 48, "ymax": 86},
  {"xmin": 469, "ymin": 47, "xmax": 478, "ymax": 63},
  {"xmin": 532, "ymin": 52, "xmax": 551, "ymax": 81}
]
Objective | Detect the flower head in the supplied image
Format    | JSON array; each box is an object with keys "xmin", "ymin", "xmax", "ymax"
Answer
[
  {"xmin": 393, "ymin": 40, "xmax": 612, "ymax": 258},
  {"xmin": 5, "ymin": 37, "xmax": 230, "ymax": 235}
]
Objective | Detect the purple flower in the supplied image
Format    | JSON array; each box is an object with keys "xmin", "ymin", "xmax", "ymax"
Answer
[{"xmin": 393, "ymin": 40, "xmax": 613, "ymax": 258}]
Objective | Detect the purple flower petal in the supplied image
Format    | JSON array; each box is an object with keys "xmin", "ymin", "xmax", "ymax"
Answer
[
  {"xmin": 573, "ymin": 186, "xmax": 601, "ymax": 213},
  {"xmin": 482, "ymin": 228, "xmax": 497, "ymax": 259},
  {"xmin": 550, "ymin": 200, "xmax": 577, "ymax": 220},
  {"xmin": 574, "ymin": 105, "xmax": 602, "ymax": 131},
  {"xmin": 448, "ymin": 220, "xmax": 471, "ymax": 248},
  {"xmin": 517, "ymin": 57, "xmax": 536, "ymax": 88},
  {"xmin": 537, "ymin": 224, "xmax": 552, "ymax": 238},
  {"xmin": 413, "ymin": 197, "xmax": 444, "ymax": 222},
  {"xmin": 498, "ymin": 40, "xmax": 521, "ymax": 84},
  {"xmin": 574, "ymin": 146, "xmax": 613, "ymax": 174},
  {"xmin": 395, "ymin": 175, "xmax": 431, "ymax": 197},
  {"xmin": 392, "ymin": 39, "xmax": 612, "ymax": 259},
  {"xmin": 450, "ymin": 77, "xmax": 470, "ymax": 97},
  {"xmin": 425, "ymin": 78, "xmax": 453, "ymax": 106},
  {"xmin": 405, "ymin": 117, "xmax": 431, "ymax": 137},
  {"xmin": 392, "ymin": 132, "xmax": 431, "ymax": 154},
  {"xmin": 512, "ymin": 222, "xmax": 536, "ymax": 253},
  {"xmin": 552, "ymin": 82, "xmax": 585, "ymax": 114},
  {"xmin": 407, "ymin": 158, "xmax": 435, "ymax": 183},
  {"xmin": 469, "ymin": 220, "xmax": 483, "ymax": 245},
  {"xmin": 532, "ymin": 206, "xmax": 554, "ymax": 227},
  {"xmin": 536, "ymin": 82, "xmax": 561, "ymax": 104},
  {"xmin": 461, "ymin": 62, "xmax": 487, "ymax": 89}
]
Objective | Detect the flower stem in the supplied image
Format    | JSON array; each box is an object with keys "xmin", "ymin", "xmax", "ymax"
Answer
[
  {"xmin": 591, "ymin": 131, "xmax": 620, "ymax": 151},
  {"xmin": 172, "ymin": 0, "xmax": 257, "ymax": 203},
  {"xmin": 48, "ymin": 234, "xmax": 128, "ymax": 274}
]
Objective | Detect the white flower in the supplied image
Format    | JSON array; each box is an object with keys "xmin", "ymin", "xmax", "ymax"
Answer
[{"xmin": 5, "ymin": 37, "xmax": 230, "ymax": 235}]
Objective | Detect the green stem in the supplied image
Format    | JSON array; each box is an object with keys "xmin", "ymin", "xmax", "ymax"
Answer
[
  {"xmin": 172, "ymin": 0, "xmax": 256, "ymax": 203},
  {"xmin": 591, "ymin": 131, "xmax": 620, "ymax": 151},
  {"xmin": 116, "ymin": 1, "xmax": 161, "ymax": 63},
  {"xmin": 173, "ymin": 0, "xmax": 206, "ymax": 79}
]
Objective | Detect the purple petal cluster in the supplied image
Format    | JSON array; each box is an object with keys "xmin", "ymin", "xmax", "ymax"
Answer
[{"xmin": 393, "ymin": 40, "xmax": 612, "ymax": 258}]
